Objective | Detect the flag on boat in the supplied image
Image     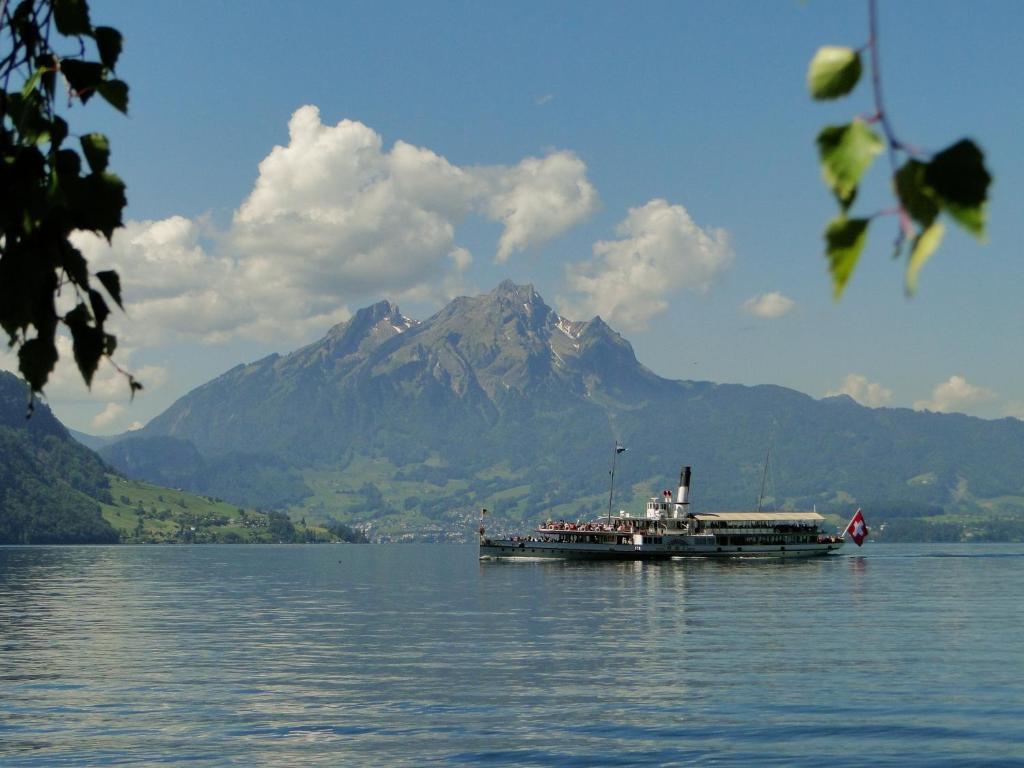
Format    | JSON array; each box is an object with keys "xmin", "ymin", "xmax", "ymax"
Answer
[{"xmin": 845, "ymin": 509, "xmax": 869, "ymax": 546}]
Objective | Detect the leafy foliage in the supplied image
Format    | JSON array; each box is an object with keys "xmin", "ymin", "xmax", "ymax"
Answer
[
  {"xmin": 1, "ymin": 0, "xmax": 137, "ymax": 395},
  {"xmin": 808, "ymin": 1, "xmax": 991, "ymax": 296}
]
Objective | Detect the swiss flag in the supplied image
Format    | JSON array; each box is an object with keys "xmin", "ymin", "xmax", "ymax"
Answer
[{"xmin": 845, "ymin": 509, "xmax": 869, "ymax": 546}]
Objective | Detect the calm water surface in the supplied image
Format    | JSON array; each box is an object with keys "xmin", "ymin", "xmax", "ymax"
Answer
[{"xmin": 1, "ymin": 543, "xmax": 1022, "ymax": 766}]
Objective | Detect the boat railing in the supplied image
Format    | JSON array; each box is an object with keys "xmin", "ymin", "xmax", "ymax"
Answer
[{"xmin": 537, "ymin": 521, "xmax": 625, "ymax": 533}]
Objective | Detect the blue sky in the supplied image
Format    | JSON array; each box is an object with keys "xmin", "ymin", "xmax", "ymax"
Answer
[{"xmin": 10, "ymin": 0, "xmax": 1023, "ymax": 433}]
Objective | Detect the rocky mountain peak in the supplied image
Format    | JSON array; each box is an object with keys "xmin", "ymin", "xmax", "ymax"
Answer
[
  {"xmin": 317, "ymin": 299, "xmax": 416, "ymax": 362},
  {"xmin": 491, "ymin": 278, "xmax": 535, "ymax": 299},
  {"xmin": 328, "ymin": 300, "xmax": 410, "ymax": 337},
  {"xmin": 484, "ymin": 280, "xmax": 551, "ymax": 329}
]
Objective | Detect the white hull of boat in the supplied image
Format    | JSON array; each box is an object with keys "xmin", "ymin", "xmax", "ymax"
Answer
[{"xmin": 479, "ymin": 539, "xmax": 844, "ymax": 560}]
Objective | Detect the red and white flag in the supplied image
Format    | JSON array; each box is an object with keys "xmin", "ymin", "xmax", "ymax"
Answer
[{"xmin": 845, "ymin": 509, "xmax": 869, "ymax": 546}]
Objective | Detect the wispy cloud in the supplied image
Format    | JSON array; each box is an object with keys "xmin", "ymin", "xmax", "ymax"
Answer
[
  {"xmin": 742, "ymin": 292, "xmax": 794, "ymax": 319},
  {"xmin": 1004, "ymin": 402, "xmax": 1024, "ymax": 420}
]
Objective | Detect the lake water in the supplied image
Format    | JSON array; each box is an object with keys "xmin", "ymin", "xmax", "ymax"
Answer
[{"xmin": 1, "ymin": 543, "xmax": 1022, "ymax": 766}]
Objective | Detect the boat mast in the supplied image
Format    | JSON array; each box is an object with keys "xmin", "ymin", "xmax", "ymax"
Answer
[
  {"xmin": 607, "ymin": 442, "xmax": 627, "ymax": 522},
  {"xmin": 756, "ymin": 448, "xmax": 770, "ymax": 513}
]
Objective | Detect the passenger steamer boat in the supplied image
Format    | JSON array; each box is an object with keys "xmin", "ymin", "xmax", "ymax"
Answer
[{"xmin": 479, "ymin": 465, "xmax": 865, "ymax": 560}]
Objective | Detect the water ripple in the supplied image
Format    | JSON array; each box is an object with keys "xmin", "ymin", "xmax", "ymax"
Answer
[{"xmin": 1, "ymin": 543, "xmax": 1023, "ymax": 766}]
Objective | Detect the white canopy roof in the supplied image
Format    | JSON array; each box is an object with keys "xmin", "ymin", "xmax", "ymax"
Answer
[{"xmin": 692, "ymin": 511, "xmax": 824, "ymax": 522}]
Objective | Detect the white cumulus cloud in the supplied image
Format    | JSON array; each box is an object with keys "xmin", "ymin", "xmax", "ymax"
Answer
[
  {"xmin": 914, "ymin": 375, "xmax": 996, "ymax": 414},
  {"xmin": 72, "ymin": 217, "xmax": 251, "ymax": 346},
  {"xmin": 482, "ymin": 151, "xmax": 597, "ymax": 263},
  {"xmin": 92, "ymin": 402, "xmax": 125, "ymax": 431},
  {"xmin": 559, "ymin": 199, "xmax": 731, "ymax": 330},
  {"xmin": 826, "ymin": 374, "xmax": 893, "ymax": 408},
  {"xmin": 742, "ymin": 291, "xmax": 795, "ymax": 319},
  {"xmin": 73, "ymin": 107, "xmax": 598, "ymax": 347}
]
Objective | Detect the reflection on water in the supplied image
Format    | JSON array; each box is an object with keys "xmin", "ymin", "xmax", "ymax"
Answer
[{"xmin": 2, "ymin": 543, "xmax": 1023, "ymax": 766}]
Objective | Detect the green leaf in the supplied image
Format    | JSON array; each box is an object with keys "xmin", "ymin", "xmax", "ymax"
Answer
[
  {"xmin": 65, "ymin": 302, "xmax": 92, "ymax": 328},
  {"xmin": 60, "ymin": 59, "xmax": 105, "ymax": 104},
  {"xmin": 97, "ymin": 80, "xmax": 129, "ymax": 113},
  {"xmin": 88, "ymin": 289, "xmax": 110, "ymax": 326},
  {"xmin": 80, "ymin": 133, "xmax": 110, "ymax": 173},
  {"xmin": 55, "ymin": 148, "xmax": 82, "ymax": 178},
  {"xmin": 924, "ymin": 139, "xmax": 991, "ymax": 240},
  {"xmin": 69, "ymin": 172, "xmax": 126, "ymax": 240},
  {"xmin": 20, "ymin": 67, "xmax": 45, "ymax": 99},
  {"xmin": 94, "ymin": 27, "xmax": 123, "ymax": 69},
  {"xmin": 943, "ymin": 200, "xmax": 986, "ymax": 240},
  {"xmin": 50, "ymin": 116, "xmax": 69, "ymax": 149},
  {"xmin": 807, "ymin": 46, "xmax": 862, "ymax": 100},
  {"xmin": 18, "ymin": 337, "xmax": 59, "ymax": 393},
  {"xmin": 59, "ymin": 242, "xmax": 89, "ymax": 287},
  {"xmin": 825, "ymin": 216, "xmax": 870, "ymax": 299},
  {"xmin": 7, "ymin": 92, "xmax": 51, "ymax": 145},
  {"xmin": 103, "ymin": 332, "xmax": 117, "ymax": 358},
  {"xmin": 817, "ymin": 120, "xmax": 883, "ymax": 210},
  {"xmin": 894, "ymin": 160, "xmax": 939, "ymax": 228},
  {"xmin": 53, "ymin": 0, "xmax": 93, "ymax": 36},
  {"xmin": 95, "ymin": 270, "xmax": 124, "ymax": 310},
  {"xmin": 39, "ymin": 57, "xmax": 58, "ymax": 98},
  {"xmin": 65, "ymin": 303, "xmax": 105, "ymax": 386},
  {"xmin": 11, "ymin": 2, "xmax": 42, "ymax": 50},
  {"xmin": 905, "ymin": 222, "xmax": 945, "ymax": 296}
]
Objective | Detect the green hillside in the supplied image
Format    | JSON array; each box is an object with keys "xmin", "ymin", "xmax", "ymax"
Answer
[
  {"xmin": 0, "ymin": 370, "xmax": 368, "ymax": 545},
  {"xmin": 0, "ymin": 372, "xmax": 118, "ymax": 544},
  {"xmin": 100, "ymin": 475, "xmax": 363, "ymax": 544}
]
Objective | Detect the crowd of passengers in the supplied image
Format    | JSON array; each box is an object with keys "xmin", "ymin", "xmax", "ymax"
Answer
[{"xmin": 539, "ymin": 520, "xmax": 646, "ymax": 533}]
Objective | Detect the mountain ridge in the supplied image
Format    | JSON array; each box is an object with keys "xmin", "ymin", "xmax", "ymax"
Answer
[{"xmin": 97, "ymin": 282, "xmax": 1024, "ymax": 539}]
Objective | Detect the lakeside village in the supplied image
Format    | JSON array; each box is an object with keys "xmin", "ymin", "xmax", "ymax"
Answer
[{"xmin": 110, "ymin": 477, "xmax": 1024, "ymax": 545}]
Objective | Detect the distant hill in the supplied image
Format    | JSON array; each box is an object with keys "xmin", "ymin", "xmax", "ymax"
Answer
[
  {"xmin": 0, "ymin": 372, "xmax": 119, "ymax": 544},
  {"xmin": 101, "ymin": 475, "xmax": 365, "ymax": 544},
  {"xmin": 67, "ymin": 428, "xmax": 122, "ymax": 451},
  {"xmin": 101, "ymin": 281, "xmax": 1024, "ymax": 540},
  {"xmin": 99, "ymin": 436, "xmax": 310, "ymax": 508}
]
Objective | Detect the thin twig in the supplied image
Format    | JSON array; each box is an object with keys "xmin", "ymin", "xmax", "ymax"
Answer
[{"xmin": 868, "ymin": 0, "xmax": 901, "ymax": 175}]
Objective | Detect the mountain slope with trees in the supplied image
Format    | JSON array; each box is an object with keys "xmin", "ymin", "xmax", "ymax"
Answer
[
  {"xmin": 0, "ymin": 371, "xmax": 119, "ymax": 543},
  {"xmin": 99, "ymin": 281, "xmax": 1024, "ymax": 540}
]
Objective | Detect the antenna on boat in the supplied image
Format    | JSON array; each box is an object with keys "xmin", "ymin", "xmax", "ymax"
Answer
[
  {"xmin": 607, "ymin": 442, "xmax": 627, "ymax": 522},
  {"xmin": 756, "ymin": 448, "xmax": 771, "ymax": 513}
]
